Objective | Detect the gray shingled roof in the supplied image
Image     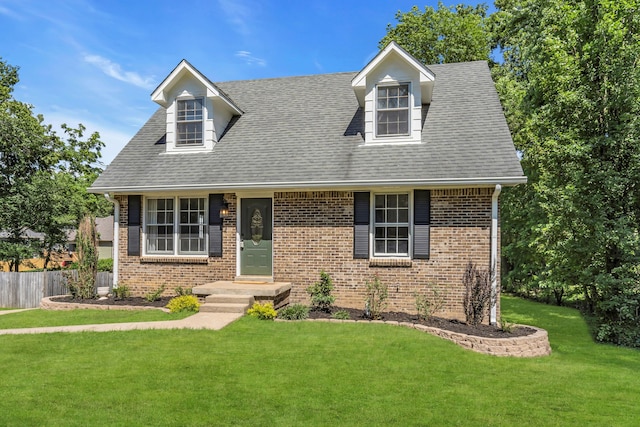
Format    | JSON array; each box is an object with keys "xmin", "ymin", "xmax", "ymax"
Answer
[{"xmin": 91, "ymin": 61, "xmax": 524, "ymax": 192}]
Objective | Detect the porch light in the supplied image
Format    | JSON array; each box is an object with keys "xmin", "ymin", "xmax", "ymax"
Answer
[{"xmin": 219, "ymin": 201, "xmax": 230, "ymax": 218}]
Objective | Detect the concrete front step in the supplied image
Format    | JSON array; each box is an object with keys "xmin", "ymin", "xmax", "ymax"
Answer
[
  {"xmin": 205, "ymin": 294, "xmax": 255, "ymax": 305},
  {"xmin": 200, "ymin": 302, "xmax": 250, "ymax": 314}
]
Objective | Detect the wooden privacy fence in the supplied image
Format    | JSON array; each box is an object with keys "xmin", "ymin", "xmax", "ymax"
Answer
[{"xmin": 0, "ymin": 271, "xmax": 113, "ymax": 309}]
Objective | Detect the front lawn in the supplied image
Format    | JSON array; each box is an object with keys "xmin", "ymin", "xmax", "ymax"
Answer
[
  {"xmin": 0, "ymin": 296, "xmax": 638, "ymax": 426},
  {"xmin": 0, "ymin": 308, "xmax": 192, "ymax": 329}
]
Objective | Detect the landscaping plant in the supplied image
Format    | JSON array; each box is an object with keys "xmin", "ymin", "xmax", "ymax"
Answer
[
  {"xmin": 166, "ymin": 295, "xmax": 200, "ymax": 313},
  {"xmin": 112, "ymin": 283, "xmax": 131, "ymax": 300},
  {"xmin": 247, "ymin": 302, "xmax": 277, "ymax": 320},
  {"xmin": 364, "ymin": 275, "xmax": 388, "ymax": 319},
  {"xmin": 306, "ymin": 271, "xmax": 335, "ymax": 312},
  {"xmin": 331, "ymin": 310, "xmax": 350, "ymax": 320},
  {"xmin": 277, "ymin": 304, "xmax": 309, "ymax": 320},
  {"xmin": 462, "ymin": 261, "xmax": 493, "ymax": 326},
  {"xmin": 414, "ymin": 283, "xmax": 445, "ymax": 320},
  {"xmin": 66, "ymin": 214, "xmax": 98, "ymax": 299},
  {"xmin": 145, "ymin": 284, "xmax": 166, "ymax": 302}
]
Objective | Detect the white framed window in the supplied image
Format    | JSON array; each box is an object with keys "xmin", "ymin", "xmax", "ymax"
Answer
[
  {"xmin": 376, "ymin": 84, "xmax": 410, "ymax": 136},
  {"xmin": 176, "ymin": 98, "xmax": 203, "ymax": 145},
  {"xmin": 373, "ymin": 193, "xmax": 410, "ymax": 256},
  {"xmin": 145, "ymin": 197, "xmax": 207, "ymax": 256}
]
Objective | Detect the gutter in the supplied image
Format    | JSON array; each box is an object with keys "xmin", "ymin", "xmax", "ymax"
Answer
[
  {"xmin": 490, "ymin": 184, "xmax": 502, "ymax": 325},
  {"xmin": 89, "ymin": 176, "xmax": 527, "ymax": 194},
  {"xmin": 104, "ymin": 193, "xmax": 119, "ymax": 289}
]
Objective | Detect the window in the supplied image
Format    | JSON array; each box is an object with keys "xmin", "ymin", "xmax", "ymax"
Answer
[
  {"xmin": 374, "ymin": 194, "xmax": 409, "ymax": 256},
  {"xmin": 146, "ymin": 197, "xmax": 207, "ymax": 255},
  {"xmin": 176, "ymin": 98, "xmax": 203, "ymax": 145},
  {"xmin": 376, "ymin": 84, "xmax": 409, "ymax": 136}
]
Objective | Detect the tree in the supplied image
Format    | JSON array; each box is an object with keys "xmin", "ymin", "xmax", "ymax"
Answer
[
  {"xmin": 494, "ymin": 0, "xmax": 640, "ymax": 346},
  {"xmin": 0, "ymin": 58, "xmax": 108, "ymax": 271},
  {"xmin": 380, "ymin": 2, "xmax": 492, "ymax": 64}
]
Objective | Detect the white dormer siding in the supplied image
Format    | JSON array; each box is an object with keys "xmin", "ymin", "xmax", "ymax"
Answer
[
  {"xmin": 151, "ymin": 60, "xmax": 242, "ymax": 155},
  {"xmin": 352, "ymin": 42, "xmax": 435, "ymax": 145}
]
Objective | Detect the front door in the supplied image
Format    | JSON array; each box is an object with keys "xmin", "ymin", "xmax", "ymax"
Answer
[{"xmin": 240, "ymin": 198, "xmax": 272, "ymax": 276}]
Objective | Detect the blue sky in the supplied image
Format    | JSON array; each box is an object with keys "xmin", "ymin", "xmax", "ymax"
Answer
[{"xmin": 0, "ymin": 0, "xmax": 490, "ymax": 165}]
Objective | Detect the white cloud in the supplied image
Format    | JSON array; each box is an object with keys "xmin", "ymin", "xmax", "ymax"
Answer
[
  {"xmin": 84, "ymin": 54, "xmax": 155, "ymax": 90},
  {"xmin": 0, "ymin": 5, "xmax": 23, "ymax": 20},
  {"xmin": 235, "ymin": 50, "xmax": 266, "ymax": 67},
  {"xmin": 217, "ymin": 0, "xmax": 253, "ymax": 36}
]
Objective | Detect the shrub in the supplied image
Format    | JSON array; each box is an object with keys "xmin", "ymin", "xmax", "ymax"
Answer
[
  {"xmin": 277, "ymin": 304, "xmax": 309, "ymax": 320},
  {"xmin": 414, "ymin": 284, "xmax": 445, "ymax": 320},
  {"xmin": 307, "ymin": 271, "xmax": 335, "ymax": 312},
  {"xmin": 174, "ymin": 286, "xmax": 192, "ymax": 296},
  {"xmin": 145, "ymin": 284, "xmax": 166, "ymax": 302},
  {"xmin": 331, "ymin": 310, "xmax": 350, "ymax": 320},
  {"xmin": 462, "ymin": 260, "xmax": 495, "ymax": 326},
  {"xmin": 365, "ymin": 275, "xmax": 388, "ymax": 320},
  {"xmin": 166, "ymin": 295, "xmax": 200, "ymax": 313},
  {"xmin": 499, "ymin": 317, "xmax": 514, "ymax": 333},
  {"xmin": 97, "ymin": 258, "xmax": 113, "ymax": 272},
  {"xmin": 112, "ymin": 284, "xmax": 131, "ymax": 299},
  {"xmin": 67, "ymin": 215, "xmax": 98, "ymax": 299},
  {"xmin": 247, "ymin": 302, "xmax": 277, "ymax": 320}
]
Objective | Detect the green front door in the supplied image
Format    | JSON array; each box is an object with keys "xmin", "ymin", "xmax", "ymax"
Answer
[{"xmin": 240, "ymin": 198, "xmax": 273, "ymax": 276}]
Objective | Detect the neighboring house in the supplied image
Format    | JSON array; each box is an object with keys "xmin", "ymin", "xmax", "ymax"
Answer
[
  {"xmin": 90, "ymin": 42, "xmax": 525, "ymax": 322},
  {"xmin": 67, "ymin": 216, "xmax": 114, "ymax": 260}
]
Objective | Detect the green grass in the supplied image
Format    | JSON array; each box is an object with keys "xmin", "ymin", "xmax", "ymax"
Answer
[
  {"xmin": 0, "ymin": 296, "xmax": 638, "ymax": 426},
  {"xmin": 0, "ymin": 308, "xmax": 192, "ymax": 329}
]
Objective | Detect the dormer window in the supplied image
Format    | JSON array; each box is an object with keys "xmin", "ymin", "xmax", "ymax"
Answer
[
  {"xmin": 176, "ymin": 98, "xmax": 203, "ymax": 145},
  {"xmin": 376, "ymin": 84, "xmax": 409, "ymax": 136}
]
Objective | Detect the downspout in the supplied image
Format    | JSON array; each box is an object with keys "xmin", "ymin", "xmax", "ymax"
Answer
[
  {"xmin": 490, "ymin": 184, "xmax": 502, "ymax": 325},
  {"xmin": 104, "ymin": 193, "xmax": 119, "ymax": 289}
]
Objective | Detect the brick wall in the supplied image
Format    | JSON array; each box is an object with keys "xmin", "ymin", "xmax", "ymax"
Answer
[{"xmin": 115, "ymin": 188, "xmax": 499, "ymax": 321}]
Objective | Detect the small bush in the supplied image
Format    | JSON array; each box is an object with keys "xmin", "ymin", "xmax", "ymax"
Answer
[
  {"xmin": 365, "ymin": 275, "xmax": 388, "ymax": 319},
  {"xmin": 278, "ymin": 304, "xmax": 309, "ymax": 320},
  {"xmin": 499, "ymin": 317, "xmax": 514, "ymax": 333},
  {"xmin": 97, "ymin": 258, "xmax": 113, "ymax": 272},
  {"xmin": 331, "ymin": 310, "xmax": 350, "ymax": 320},
  {"xmin": 145, "ymin": 284, "xmax": 166, "ymax": 302},
  {"xmin": 113, "ymin": 284, "xmax": 131, "ymax": 299},
  {"xmin": 462, "ymin": 260, "xmax": 495, "ymax": 326},
  {"xmin": 174, "ymin": 286, "xmax": 192, "ymax": 296},
  {"xmin": 307, "ymin": 271, "xmax": 335, "ymax": 312},
  {"xmin": 166, "ymin": 295, "xmax": 200, "ymax": 313},
  {"xmin": 414, "ymin": 284, "xmax": 445, "ymax": 320},
  {"xmin": 247, "ymin": 302, "xmax": 277, "ymax": 320}
]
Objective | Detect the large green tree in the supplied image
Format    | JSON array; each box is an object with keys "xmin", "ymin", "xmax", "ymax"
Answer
[
  {"xmin": 0, "ymin": 58, "xmax": 109, "ymax": 270},
  {"xmin": 494, "ymin": 0, "xmax": 640, "ymax": 346},
  {"xmin": 380, "ymin": 2, "xmax": 492, "ymax": 64}
]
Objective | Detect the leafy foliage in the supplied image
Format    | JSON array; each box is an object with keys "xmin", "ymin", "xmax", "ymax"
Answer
[
  {"xmin": 414, "ymin": 284, "xmax": 445, "ymax": 320},
  {"xmin": 0, "ymin": 57, "xmax": 109, "ymax": 271},
  {"xmin": 364, "ymin": 275, "xmax": 388, "ymax": 320},
  {"xmin": 247, "ymin": 302, "xmax": 277, "ymax": 320},
  {"xmin": 306, "ymin": 271, "xmax": 335, "ymax": 312},
  {"xmin": 145, "ymin": 285, "xmax": 166, "ymax": 302},
  {"xmin": 112, "ymin": 284, "xmax": 131, "ymax": 300},
  {"xmin": 166, "ymin": 295, "xmax": 200, "ymax": 313},
  {"xmin": 462, "ymin": 261, "xmax": 494, "ymax": 326},
  {"xmin": 380, "ymin": 2, "xmax": 491, "ymax": 64},
  {"xmin": 66, "ymin": 215, "xmax": 98, "ymax": 299},
  {"xmin": 331, "ymin": 310, "xmax": 351, "ymax": 320},
  {"xmin": 493, "ymin": 0, "xmax": 640, "ymax": 346},
  {"xmin": 277, "ymin": 304, "xmax": 309, "ymax": 320}
]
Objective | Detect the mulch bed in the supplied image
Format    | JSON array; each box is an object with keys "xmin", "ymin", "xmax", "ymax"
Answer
[
  {"xmin": 307, "ymin": 307, "xmax": 535, "ymax": 338},
  {"xmin": 51, "ymin": 296, "xmax": 172, "ymax": 308},
  {"xmin": 50, "ymin": 296, "xmax": 534, "ymax": 338}
]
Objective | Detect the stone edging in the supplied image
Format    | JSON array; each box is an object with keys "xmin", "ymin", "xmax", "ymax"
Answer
[
  {"xmin": 276, "ymin": 318, "xmax": 551, "ymax": 358},
  {"xmin": 40, "ymin": 296, "xmax": 170, "ymax": 313}
]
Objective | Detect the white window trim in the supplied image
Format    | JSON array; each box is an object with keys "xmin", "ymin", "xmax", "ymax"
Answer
[
  {"xmin": 374, "ymin": 82, "xmax": 411, "ymax": 139},
  {"xmin": 142, "ymin": 196, "xmax": 209, "ymax": 257},
  {"xmin": 176, "ymin": 96, "xmax": 204, "ymax": 147},
  {"xmin": 369, "ymin": 192, "xmax": 413, "ymax": 259}
]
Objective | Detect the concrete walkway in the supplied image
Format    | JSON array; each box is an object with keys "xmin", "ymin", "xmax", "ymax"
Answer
[{"xmin": 0, "ymin": 311, "xmax": 243, "ymax": 335}]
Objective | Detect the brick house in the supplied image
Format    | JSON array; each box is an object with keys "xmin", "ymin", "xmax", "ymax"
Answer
[{"xmin": 90, "ymin": 42, "xmax": 525, "ymax": 322}]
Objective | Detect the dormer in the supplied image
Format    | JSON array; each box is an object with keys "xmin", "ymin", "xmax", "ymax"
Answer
[
  {"xmin": 352, "ymin": 41, "xmax": 435, "ymax": 144},
  {"xmin": 151, "ymin": 60, "xmax": 243, "ymax": 154}
]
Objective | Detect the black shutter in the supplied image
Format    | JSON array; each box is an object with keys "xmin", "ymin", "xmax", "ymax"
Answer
[
  {"xmin": 208, "ymin": 194, "xmax": 224, "ymax": 257},
  {"xmin": 413, "ymin": 190, "xmax": 431, "ymax": 259},
  {"xmin": 127, "ymin": 195, "xmax": 141, "ymax": 256},
  {"xmin": 353, "ymin": 192, "xmax": 370, "ymax": 259}
]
